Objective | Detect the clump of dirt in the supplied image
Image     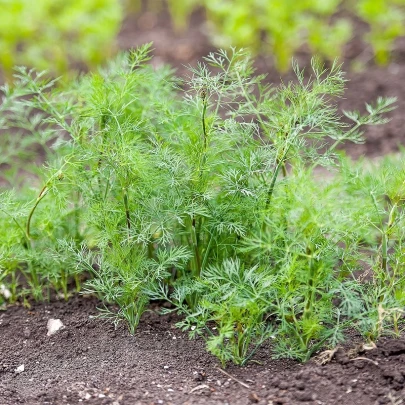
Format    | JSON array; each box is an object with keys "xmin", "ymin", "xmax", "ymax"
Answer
[{"xmin": 1, "ymin": 296, "xmax": 405, "ymax": 405}]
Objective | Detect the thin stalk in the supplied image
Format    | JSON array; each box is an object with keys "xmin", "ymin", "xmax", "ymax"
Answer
[
  {"xmin": 73, "ymin": 190, "xmax": 81, "ymax": 242},
  {"xmin": 190, "ymin": 216, "xmax": 202, "ymax": 277},
  {"xmin": 148, "ymin": 241, "xmax": 154, "ymax": 259},
  {"xmin": 327, "ymin": 122, "xmax": 362, "ymax": 155},
  {"xmin": 122, "ymin": 187, "xmax": 131, "ymax": 240},
  {"xmin": 60, "ymin": 271, "xmax": 68, "ymax": 301},
  {"xmin": 190, "ymin": 94, "xmax": 208, "ymax": 278},
  {"xmin": 201, "ymin": 232, "xmax": 214, "ymax": 270},
  {"xmin": 303, "ymin": 245, "xmax": 316, "ymax": 321},
  {"xmin": 281, "ymin": 162, "xmax": 287, "ymax": 178},
  {"xmin": 371, "ymin": 192, "xmax": 397, "ymax": 273},
  {"xmin": 261, "ymin": 143, "xmax": 293, "ymax": 235},
  {"xmin": 381, "ymin": 233, "xmax": 388, "ymax": 273},
  {"xmin": 264, "ymin": 140, "xmax": 294, "ymax": 212},
  {"xmin": 199, "ymin": 94, "xmax": 208, "ymax": 181},
  {"xmin": 74, "ymin": 274, "xmax": 81, "ymax": 292},
  {"xmin": 202, "ymin": 97, "xmax": 208, "ymax": 150},
  {"xmin": 97, "ymin": 114, "xmax": 107, "ymax": 195},
  {"xmin": 10, "ymin": 272, "xmax": 18, "ymax": 303},
  {"xmin": 381, "ymin": 203, "xmax": 397, "ymax": 272},
  {"xmin": 0, "ymin": 208, "xmax": 29, "ymax": 244},
  {"xmin": 26, "ymin": 161, "xmax": 69, "ymax": 242},
  {"xmin": 308, "ymin": 121, "xmax": 363, "ymax": 173},
  {"xmin": 26, "ymin": 185, "xmax": 49, "ymax": 241},
  {"xmin": 289, "ymin": 311, "xmax": 306, "ymax": 351}
]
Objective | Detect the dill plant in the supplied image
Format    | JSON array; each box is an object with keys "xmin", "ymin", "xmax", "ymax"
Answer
[
  {"xmin": 337, "ymin": 155, "xmax": 405, "ymax": 341},
  {"xmin": 0, "ymin": 68, "xmax": 82, "ymax": 303},
  {"xmin": 0, "ymin": 44, "xmax": 402, "ymax": 365}
]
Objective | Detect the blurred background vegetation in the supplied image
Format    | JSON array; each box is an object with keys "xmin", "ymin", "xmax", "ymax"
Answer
[
  {"xmin": 0, "ymin": 0, "xmax": 123, "ymax": 80},
  {"xmin": 1, "ymin": 0, "xmax": 405, "ymax": 80},
  {"xmin": 161, "ymin": 0, "xmax": 405, "ymax": 69}
]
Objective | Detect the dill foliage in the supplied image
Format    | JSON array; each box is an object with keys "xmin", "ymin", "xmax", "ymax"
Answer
[{"xmin": 0, "ymin": 44, "xmax": 403, "ymax": 363}]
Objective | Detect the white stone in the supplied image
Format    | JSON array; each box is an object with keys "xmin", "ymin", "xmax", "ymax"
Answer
[
  {"xmin": 0, "ymin": 284, "xmax": 11, "ymax": 299},
  {"xmin": 15, "ymin": 364, "xmax": 24, "ymax": 374},
  {"xmin": 47, "ymin": 319, "xmax": 65, "ymax": 336}
]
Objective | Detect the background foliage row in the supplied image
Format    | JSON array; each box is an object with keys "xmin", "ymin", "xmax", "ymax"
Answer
[
  {"xmin": 1, "ymin": 0, "xmax": 405, "ymax": 79},
  {"xmin": 0, "ymin": 45, "xmax": 404, "ymax": 364},
  {"xmin": 0, "ymin": 0, "xmax": 123, "ymax": 80},
  {"xmin": 164, "ymin": 0, "xmax": 405, "ymax": 70}
]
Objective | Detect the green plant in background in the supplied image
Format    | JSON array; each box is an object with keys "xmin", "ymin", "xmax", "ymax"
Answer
[
  {"xmin": 1, "ymin": 44, "xmax": 404, "ymax": 365},
  {"xmin": 356, "ymin": 0, "xmax": 405, "ymax": 65},
  {"xmin": 202, "ymin": 0, "xmax": 353, "ymax": 71},
  {"xmin": 0, "ymin": 0, "xmax": 123, "ymax": 81},
  {"xmin": 138, "ymin": 0, "xmax": 405, "ymax": 71}
]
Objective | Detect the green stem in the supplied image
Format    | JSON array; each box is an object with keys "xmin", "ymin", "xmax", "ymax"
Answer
[
  {"xmin": 202, "ymin": 99, "xmax": 208, "ymax": 150},
  {"xmin": 0, "ymin": 208, "xmax": 29, "ymax": 244},
  {"xmin": 97, "ymin": 114, "xmax": 107, "ymax": 195},
  {"xmin": 381, "ymin": 203, "xmax": 397, "ymax": 272},
  {"xmin": 61, "ymin": 271, "xmax": 68, "ymax": 301},
  {"xmin": 281, "ymin": 162, "xmax": 287, "ymax": 178},
  {"xmin": 264, "ymin": 143, "xmax": 293, "ymax": 212},
  {"xmin": 327, "ymin": 122, "xmax": 362, "ymax": 155},
  {"xmin": 148, "ymin": 241, "xmax": 154, "ymax": 259},
  {"xmin": 261, "ymin": 145, "xmax": 293, "ymax": 235},
  {"xmin": 26, "ymin": 185, "xmax": 49, "ymax": 241},
  {"xmin": 191, "ymin": 216, "xmax": 202, "ymax": 277},
  {"xmin": 289, "ymin": 311, "xmax": 306, "ymax": 351},
  {"xmin": 303, "ymin": 245, "xmax": 316, "ymax": 321},
  {"xmin": 201, "ymin": 232, "xmax": 214, "ymax": 270},
  {"xmin": 26, "ymin": 160, "xmax": 69, "ymax": 243},
  {"xmin": 199, "ymin": 98, "xmax": 208, "ymax": 181},
  {"xmin": 122, "ymin": 187, "xmax": 131, "ymax": 240},
  {"xmin": 189, "ymin": 97, "xmax": 208, "ymax": 278},
  {"xmin": 73, "ymin": 191, "xmax": 81, "ymax": 242},
  {"xmin": 74, "ymin": 274, "xmax": 81, "ymax": 292}
]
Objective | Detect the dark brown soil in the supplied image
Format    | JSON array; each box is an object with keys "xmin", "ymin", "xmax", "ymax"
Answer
[
  {"xmin": 2, "ymin": 296, "xmax": 405, "ymax": 405},
  {"xmin": 2, "ymin": 7, "xmax": 405, "ymax": 405}
]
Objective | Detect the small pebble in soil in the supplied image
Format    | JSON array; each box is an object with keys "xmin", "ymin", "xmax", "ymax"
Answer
[
  {"xmin": 46, "ymin": 319, "xmax": 65, "ymax": 336},
  {"xmin": 14, "ymin": 364, "xmax": 24, "ymax": 374},
  {"xmin": 193, "ymin": 370, "xmax": 206, "ymax": 381}
]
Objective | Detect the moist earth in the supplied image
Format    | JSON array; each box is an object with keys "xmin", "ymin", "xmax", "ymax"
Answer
[{"xmin": 1, "ymin": 296, "xmax": 405, "ymax": 405}]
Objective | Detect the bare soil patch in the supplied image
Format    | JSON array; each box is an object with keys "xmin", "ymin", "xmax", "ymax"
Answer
[{"xmin": 1, "ymin": 296, "xmax": 405, "ymax": 405}]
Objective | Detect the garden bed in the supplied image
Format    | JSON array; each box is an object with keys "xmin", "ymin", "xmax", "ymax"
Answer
[
  {"xmin": 2, "ymin": 7, "xmax": 405, "ymax": 405},
  {"xmin": 1, "ymin": 296, "xmax": 405, "ymax": 405}
]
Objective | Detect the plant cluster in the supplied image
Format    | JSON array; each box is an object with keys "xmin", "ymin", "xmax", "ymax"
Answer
[
  {"xmin": 0, "ymin": 45, "xmax": 403, "ymax": 364},
  {"xmin": 138, "ymin": 0, "xmax": 405, "ymax": 70},
  {"xmin": 0, "ymin": 0, "xmax": 122, "ymax": 80}
]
